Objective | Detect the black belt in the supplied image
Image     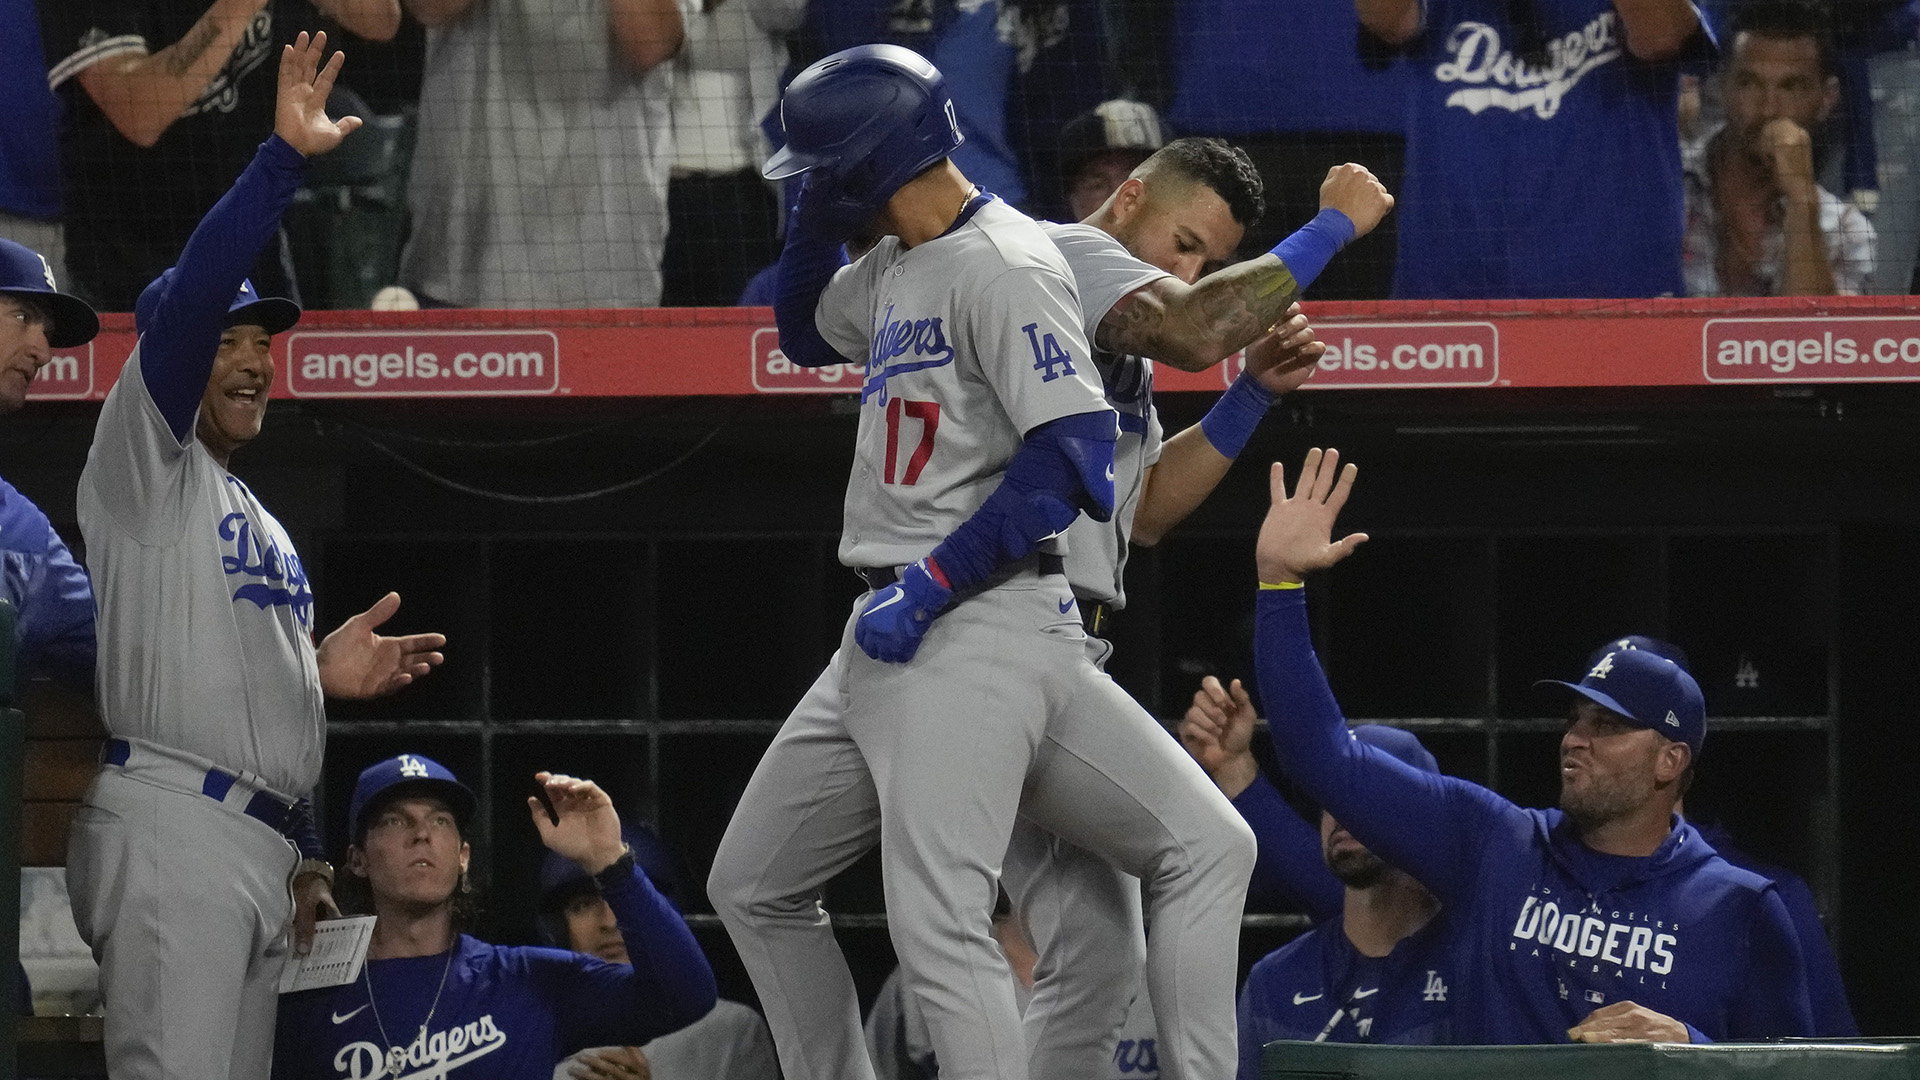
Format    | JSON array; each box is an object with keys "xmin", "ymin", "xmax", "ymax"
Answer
[
  {"xmin": 1079, "ymin": 597, "xmax": 1115, "ymax": 638},
  {"xmin": 103, "ymin": 737, "xmax": 297, "ymax": 833},
  {"xmin": 854, "ymin": 553, "xmax": 1066, "ymax": 594}
]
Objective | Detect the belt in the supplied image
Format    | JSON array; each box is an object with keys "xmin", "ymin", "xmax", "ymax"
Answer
[
  {"xmin": 854, "ymin": 553, "xmax": 1066, "ymax": 594},
  {"xmin": 1079, "ymin": 597, "xmax": 1115, "ymax": 638},
  {"xmin": 102, "ymin": 737, "xmax": 298, "ymax": 834}
]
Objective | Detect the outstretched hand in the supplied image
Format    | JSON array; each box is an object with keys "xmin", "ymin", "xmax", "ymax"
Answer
[
  {"xmin": 276, "ymin": 31, "xmax": 363, "ymax": 157},
  {"xmin": 528, "ymin": 772, "xmax": 628, "ymax": 874},
  {"xmin": 317, "ymin": 592, "xmax": 446, "ymax": 699},
  {"xmin": 1255, "ymin": 448, "xmax": 1368, "ymax": 585},
  {"xmin": 1244, "ymin": 303, "xmax": 1323, "ymax": 397},
  {"xmin": 1178, "ymin": 676, "xmax": 1261, "ymax": 797}
]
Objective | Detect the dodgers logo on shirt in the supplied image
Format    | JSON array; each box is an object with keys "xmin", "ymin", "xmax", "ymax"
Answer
[
  {"xmin": 1434, "ymin": 12, "xmax": 1624, "ymax": 120},
  {"xmin": 219, "ymin": 482, "xmax": 313, "ymax": 628},
  {"xmin": 862, "ymin": 303, "xmax": 956, "ymax": 404},
  {"xmin": 1094, "ymin": 351, "xmax": 1152, "ymax": 436},
  {"xmin": 332, "ymin": 1014, "xmax": 507, "ymax": 1079},
  {"xmin": 1508, "ymin": 888, "xmax": 1679, "ymax": 991}
]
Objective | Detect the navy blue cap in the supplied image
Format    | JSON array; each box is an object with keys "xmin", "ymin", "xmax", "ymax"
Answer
[
  {"xmin": 1584, "ymin": 634, "xmax": 1691, "ymax": 674},
  {"xmin": 134, "ymin": 271, "xmax": 301, "ymax": 338},
  {"xmin": 1537, "ymin": 649, "xmax": 1707, "ymax": 756},
  {"xmin": 348, "ymin": 753, "xmax": 478, "ymax": 841},
  {"xmin": 1352, "ymin": 724, "xmax": 1440, "ymax": 775},
  {"xmin": 537, "ymin": 822, "xmax": 685, "ymax": 911},
  {"xmin": 0, "ymin": 238, "xmax": 98, "ymax": 348}
]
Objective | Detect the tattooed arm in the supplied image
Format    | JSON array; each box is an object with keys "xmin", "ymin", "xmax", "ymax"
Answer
[
  {"xmin": 73, "ymin": 0, "xmax": 270, "ymax": 149},
  {"xmin": 1095, "ymin": 164, "xmax": 1392, "ymax": 372}
]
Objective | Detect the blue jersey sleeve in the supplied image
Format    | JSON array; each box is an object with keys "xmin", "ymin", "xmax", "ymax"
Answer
[
  {"xmin": 0, "ymin": 481, "xmax": 95, "ymax": 690},
  {"xmin": 1253, "ymin": 588, "xmax": 1523, "ymax": 903},
  {"xmin": 1768, "ymin": 873, "xmax": 1857, "ymax": 1036},
  {"xmin": 549, "ymin": 859, "xmax": 718, "ymax": 1051},
  {"xmin": 1728, "ymin": 886, "xmax": 1816, "ymax": 1039},
  {"xmin": 137, "ymin": 135, "xmax": 307, "ymax": 442},
  {"xmin": 1232, "ymin": 772, "xmax": 1343, "ymax": 921}
]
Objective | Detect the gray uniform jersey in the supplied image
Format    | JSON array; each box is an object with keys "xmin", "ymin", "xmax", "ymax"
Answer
[
  {"xmin": 818, "ymin": 197, "xmax": 1111, "ymax": 568},
  {"xmin": 1040, "ymin": 223, "xmax": 1170, "ymax": 608},
  {"xmin": 77, "ymin": 349, "xmax": 325, "ymax": 797},
  {"xmin": 402, "ymin": 0, "xmax": 674, "ymax": 307}
]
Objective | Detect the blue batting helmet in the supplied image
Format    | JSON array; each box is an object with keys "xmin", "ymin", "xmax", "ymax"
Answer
[{"xmin": 763, "ymin": 44, "xmax": 964, "ymax": 209}]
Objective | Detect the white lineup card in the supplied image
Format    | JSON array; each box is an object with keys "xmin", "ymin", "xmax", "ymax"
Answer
[{"xmin": 280, "ymin": 916, "xmax": 379, "ymax": 993}]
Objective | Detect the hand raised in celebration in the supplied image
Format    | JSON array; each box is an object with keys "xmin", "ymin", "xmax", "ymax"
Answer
[
  {"xmin": 1255, "ymin": 448, "xmax": 1368, "ymax": 585},
  {"xmin": 276, "ymin": 31, "xmax": 363, "ymax": 157},
  {"xmin": 317, "ymin": 592, "xmax": 446, "ymax": 699},
  {"xmin": 1244, "ymin": 303, "xmax": 1323, "ymax": 397},
  {"xmin": 1318, "ymin": 163, "xmax": 1395, "ymax": 239},
  {"xmin": 529, "ymin": 772, "xmax": 628, "ymax": 874},
  {"xmin": 1179, "ymin": 675, "xmax": 1261, "ymax": 797}
]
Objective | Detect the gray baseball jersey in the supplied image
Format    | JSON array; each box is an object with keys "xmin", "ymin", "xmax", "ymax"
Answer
[
  {"xmin": 77, "ymin": 348, "xmax": 324, "ymax": 798},
  {"xmin": 816, "ymin": 196, "xmax": 1111, "ymax": 569},
  {"xmin": 1040, "ymin": 223, "xmax": 1170, "ymax": 609}
]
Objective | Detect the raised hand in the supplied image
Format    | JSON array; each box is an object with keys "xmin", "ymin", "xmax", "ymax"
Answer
[
  {"xmin": 275, "ymin": 31, "xmax": 364, "ymax": 157},
  {"xmin": 1178, "ymin": 675, "xmax": 1261, "ymax": 797},
  {"xmin": 529, "ymin": 772, "xmax": 628, "ymax": 874},
  {"xmin": 1760, "ymin": 118, "xmax": 1819, "ymax": 206},
  {"xmin": 1255, "ymin": 448, "xmax": 1368, "ymax": 585},
  {"xmin": 316, "ymin": 592, "xmax": 447, "ymax": 699},
  {"xmin": 1318, "ymin": 163, "xmax": 1395, "ymax": 239},
  {"xmin": 1244, "ymin": 303, "xmax": 1324, "ymax": 397}
]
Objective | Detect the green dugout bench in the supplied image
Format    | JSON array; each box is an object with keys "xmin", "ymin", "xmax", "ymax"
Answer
[{"xmin": 1262, "ymin": 1040, "xmax": 1920, "ymax": 1079}]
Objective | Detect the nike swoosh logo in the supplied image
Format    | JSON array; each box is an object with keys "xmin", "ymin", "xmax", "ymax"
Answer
[
  {"xmin": 1105, "ymin": 465, "xmax": 1115, "ymax": 481},
  {"xmin": 332, "ymin": 1003, "xmax": 370, "ymax": 1025},
  {"xmin": 1351, "ymin": 987, "xmax": 1379, "ymax": 999},
  {"xmin": 1293, "ymin": 992, "xmax": 1324, "ymax": 1005},
  {"xmin": 1058, "ymin": 598, "xmax": 1075, "ymax": 614},
  {"xmin": 866, "ymin": 589, "xmax": 906, "ymax": 614}
]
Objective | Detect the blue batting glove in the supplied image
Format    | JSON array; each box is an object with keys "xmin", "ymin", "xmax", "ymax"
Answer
[{"xmin": 854, "ymin": 559, "xmax": 954, "ymax": 663}]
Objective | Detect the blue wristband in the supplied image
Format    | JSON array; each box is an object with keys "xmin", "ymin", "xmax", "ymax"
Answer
[
  {"xmin": 1268, "ymin": 208, "xmax": 1357, "ymax": 295},
  {"xmin": 1199, "ymin": 372, "xmax": 1277, "ymax": 459}
]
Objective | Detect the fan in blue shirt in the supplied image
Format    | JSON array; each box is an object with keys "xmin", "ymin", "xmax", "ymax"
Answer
[{"xmin": 1243, "ymin": 448, "xmax": 1815, "ymax": 1045}]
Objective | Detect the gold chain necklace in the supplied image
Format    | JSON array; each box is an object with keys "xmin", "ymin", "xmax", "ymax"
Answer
[{"xmin": 363, "ymin": 944, "xmax": 456, "ymax": 1076}]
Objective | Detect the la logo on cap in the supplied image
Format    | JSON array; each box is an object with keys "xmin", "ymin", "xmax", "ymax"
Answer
[
  {"xmin": 398, "ymin": 754, "xmax": 429, "ymax": 778},
  {"xmin": 1664, "ymin": 710, "xmax": 1680, "ymax": 728},
  {"xmin": 1586, "ymin": 654, "xmax": 1615, "ymax": 679}
]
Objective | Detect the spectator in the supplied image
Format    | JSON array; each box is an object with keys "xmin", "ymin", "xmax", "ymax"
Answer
[
  {"xmin": 398, "ymin": 0, "xmax": 684, "ymax": 308},
  {"xmin": 537, "ymin": 825, "xmax": 780, "ymax": 1080},
  {"xmin": 658, "ymin": 0, "xmax": 804, "ymax": 306},
  {"xmin": 1179, "ymin": 684, "xmax": 1452, "ymax": 1066},
  {"xmin": 1056, "ymin": 100, "xmax": 1165, "ymax": 223},
  {"xmin": 277, "ymin": 757, "xmax": 718, "ymax": 1079},
  {"xmin": 1248, "ymin": 447, "xmax": 1816, "ymax": 1043},
  {"xmin": 1358, "ymin": 0, "xmax": 1714, "ymax": 298},
  {"xmin": 2, "ymin": 4, "xmax": 70, "ymax": 286},
  {"xmin": 0, "ymin": 237, "xmax": 99, "ymax": 691},
  {"xmin": 1684, "ymin": 0, "xmax": 1876, "ymax": 296},
  {"xmin": 36, "ymin": 0, "xmax": 399, "ymax": 310}
]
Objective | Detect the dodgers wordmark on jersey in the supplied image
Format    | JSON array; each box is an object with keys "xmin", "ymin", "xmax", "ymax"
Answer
[
  {"xmin": 815, "ymin": 193, "xmax": 1111, "ymax": 569},
  {"xmin": 1038, "ymin": 222, "xmax": 1170, "ymax": 609},
  {"xmin": 78, "ymin": 341, "xmax": 323, "ymax": 798}
]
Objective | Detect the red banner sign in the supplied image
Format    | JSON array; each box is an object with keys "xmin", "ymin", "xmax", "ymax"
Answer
[
  {"xmin": 1702, "ymin": 316, "xmax": 1920, "ymax": 382},
  {"xmin": 283, "ymin": 330, "xmax": 561, "ymax": 397},
  {"xmin": 749, "ymin": 328, "xmax": 871, "ymax": 393},
  {"xmin": 29, "ymin": 343, "xmax": 93, "ymax": 399}
]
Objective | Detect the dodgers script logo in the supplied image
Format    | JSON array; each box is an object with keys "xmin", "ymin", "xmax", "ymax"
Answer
[
  {"xmin": 1094, "ymin": 351, "xmax": 1153, "ymax": 436},
  {"xmin": 220, "ymin": 480, "xmax": 312, "ymax": 628},
  {"xmin": 332, "ymin": 1014, "xmax": 507, "ymax": 1079},
  {"xmin": 1509, "ymin": 887, "xmax": 1679, "ymax": 1000},
  {"xmin": 863, "ymin": 304, "xmax": 956, "ymax": 404},
  {"xmin": 1434, "ymin": 13, "xmax": 1623, "ymax": 120}
]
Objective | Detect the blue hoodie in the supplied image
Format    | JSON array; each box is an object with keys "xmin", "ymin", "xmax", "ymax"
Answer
[{"xmin": 1253, "ymin": 588, "xmax": 1814, "ymax": 1044}]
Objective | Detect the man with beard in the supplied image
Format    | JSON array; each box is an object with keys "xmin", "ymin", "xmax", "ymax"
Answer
[
  {"xmin": 1230, "ymin": 725, "xmax": 1451, "ymax": 1065},
  {"xmin": 1245, "ymin": 447, "xmax": 1814, "ymax": 1044}
]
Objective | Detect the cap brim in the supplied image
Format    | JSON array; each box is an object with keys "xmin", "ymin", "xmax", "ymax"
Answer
[
  {"xmin": 2, "ymin": 289, "xmax": 99, "ymax": 349},
  {"xmin": 762, "ymin": 143, "xmax": 824, "ymax": 181},
  {"xmin": 354, "ymin": 777, "xmax": 478, "ymax": 838},
  {"xmin": 1533, "ymin": 679, "xmax": 1643, "ymax": 727},
  {"xmin": 226, "ymin": 298, "xmax": 301, "ymax": 336}
]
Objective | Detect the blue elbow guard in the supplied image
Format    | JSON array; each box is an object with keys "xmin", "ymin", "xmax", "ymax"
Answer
[
  {"xmin": 928, "ymin": 411, "xmax": 1117, "ymax": 592},
  {"xmin": 1269, "ymin": 208, "xmax": 1358, "ymax": 295}
]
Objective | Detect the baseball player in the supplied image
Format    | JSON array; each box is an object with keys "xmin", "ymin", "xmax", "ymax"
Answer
[
  {"xmin": 536, "ymin": 827, "xmax": 780, "ymax": 1080},
  {"xmin": 274, "ymin": 757, "xmax": 717, "ymax": 1080},
  {"xmin": 66, "ymin": 33, "xmax": 448, "ymax": 1080},
  {"xmin": 1007, "ymin": 144, "xmax": 1393, "ymax": 1078},
  {"xmin": 1, "ymin": 236, "xmax": 99, "ymax": 691},
  {"xmin": 1247, "ymin": 447, "xmax": 1815, "ymax": 1042},
  {"xmin": 708, "ymin": 43, "xmax": 1260, "ymax": 1080}
]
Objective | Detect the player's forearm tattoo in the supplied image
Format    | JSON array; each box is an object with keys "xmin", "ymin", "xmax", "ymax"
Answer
[
  {"xmin": 1101, "ymin": 256, "xmax": 1300, "ymax": 370},
  {"xmin": 164, "ymin": 20, "xmax": 224, "ymax": 78}
]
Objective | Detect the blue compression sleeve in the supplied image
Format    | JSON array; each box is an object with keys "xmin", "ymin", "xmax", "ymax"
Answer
[
  {"xmin": 1254, "ymin": 587, "xmax": 1518, "ymax": 904},
  {"xmin": 139, "ymin": 136, "xmax": 307, "ymax": 442},
  {"xmin": 1268, "ymin": 209, "xmax": 1357, "ymax": 295},
  {"xmin": 559, "ymin": 857, "xmax": 718, "ymax": 1048},
  {"xmin": 927, "ymin": 411, "xmax": 1117, "ymax": 592},
  {"xmin": 773, "ymin": 209, "xmax": 853, "ymax": 369},
  {"xmin": 1199, "ymin": 373, "xmax": 1276, "ymax": 458},
  {"xmin": 1232, "ymin": 772, "xmax": 1344, "ymax": 920}
]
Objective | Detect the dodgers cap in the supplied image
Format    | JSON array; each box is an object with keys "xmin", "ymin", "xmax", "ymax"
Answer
[
  {"xmin": 349, "ymin": 753, "xmax": 478, "ymax": 841},
  {"xmin": 0, "ymin": 239, "xmax": 98, "ymax": 348},
  {"xmin": 1584, "ymin": 634, "xmax": 1691, "ymax": 674},
  {"xmin": 1537, "ymin": 649, "xmax": 1706, "ymax": 756},
  {"xmin": 135, "ymin": 271, "xmax": 301, "ymax": 338}
]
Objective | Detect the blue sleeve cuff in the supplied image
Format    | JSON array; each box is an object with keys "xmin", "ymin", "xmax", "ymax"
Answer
[
  {"xmin": 1683, "ymin": 1023, "xmax": 1709, "ymax": 1044},
  {"xmin": 1268, "ymin": 208, "xmax": 1357, "ymax": 295},
  {"xmin": 1199, "ymin": 372, "xmax": 1276, "ymax": 459}
]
